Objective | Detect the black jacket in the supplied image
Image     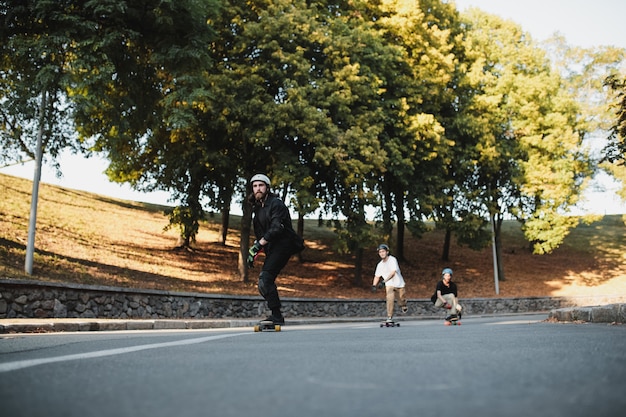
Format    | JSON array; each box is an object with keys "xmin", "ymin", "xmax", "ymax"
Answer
[{"xmin": 252, "ymin": 193, "xmax": 304, "ymax": 255}]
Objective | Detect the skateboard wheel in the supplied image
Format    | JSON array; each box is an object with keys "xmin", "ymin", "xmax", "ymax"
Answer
[
  {"xmin": 254, "ymin": 325, "xmax": 261, "ymax": 332},
  {"xmin": 396, "ymin": 323, "xmax": 400, "ymax": 327},
  {"xmin": 444, "ymin": 321, "xmax": 451, "ymax": 326},
  {"xmin": 275, "ymin": 325, "xmax": 281, "ymax": 332}
]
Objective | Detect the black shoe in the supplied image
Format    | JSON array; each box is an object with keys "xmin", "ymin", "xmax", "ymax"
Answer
[
  {"xmin": 264, "ymin": 314, "xmax": 285, "ymax": 325},
  {"xmin": 445, "ymin": 314, "xmax": 458, "ymax": 321}
]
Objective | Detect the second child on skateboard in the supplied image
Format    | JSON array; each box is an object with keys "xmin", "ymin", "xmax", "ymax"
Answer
[
  {"xmin": 371, "ymin": 244, "xmax": 408, "ymax": 325},
  {"xmin": 431, "ymin": 267, "xmax": 463, "ymax": 324}
]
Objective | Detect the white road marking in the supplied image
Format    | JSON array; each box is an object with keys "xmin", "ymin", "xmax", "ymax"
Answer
[{"xmin": 0, "ymin": 332, "xmax": 248, "ymax": 373}]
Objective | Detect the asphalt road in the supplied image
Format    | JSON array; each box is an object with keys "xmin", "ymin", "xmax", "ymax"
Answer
[{"xmin": 1, "ymin": 315, "xmax": 624, "ymax": 417}]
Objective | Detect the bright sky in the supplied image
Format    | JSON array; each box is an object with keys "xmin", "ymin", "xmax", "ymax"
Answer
[
  {"xmin": 2, "ymin": 0, "xmax": 626, "ymax": 213},
  {"xmin": 454, "ymin": 0, "xmax": 626, "ymax": 49}
]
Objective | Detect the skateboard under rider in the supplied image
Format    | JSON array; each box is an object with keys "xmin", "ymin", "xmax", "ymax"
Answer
[
  {"xmin": 254, "ymin": 320, "xmax": 282, "ymax": 332},
  {"xmin": 380, "ymin": 320, "xmax": 400, "ymax": 327}
]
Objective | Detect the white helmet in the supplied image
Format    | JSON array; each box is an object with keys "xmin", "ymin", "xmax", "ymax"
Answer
[{"xmin": 250, "ymin": 173, "xmax": 271, "ymax": 186}]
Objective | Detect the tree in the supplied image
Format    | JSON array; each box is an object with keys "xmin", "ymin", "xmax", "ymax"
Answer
[
  {"xmin": 2, "ymin": 0, "xmax": 221, "ymax": 251},
  {"xmin": 208, "ymin": 0, "xmax": 407, "ymax": 284},
  {"xmin": 362, "ymin": 0, "xmax": 454, "ymax": 261},
  {"xmin": 542, "ymin": 37, "xmax": 626, "ymax": 216},
  {"xmin": 1, "ymin": 0, "xmax": 100, "ymax": 273},
  {"xmin": 202, "ymin": 0, "xmax": 331, "ymax": 280},
  {"xmin": 604, "ymin": 74, "xmax": 626, "ymax": 164},
  {"xmin": 602, "ymin": 74, "xmax": 626, "ymax": 208},
  {"xmin": 66, "ymin": 0, "xmax": 219, "ymax": 249},
  {"xmin": 0, "ymin": 0, "xmax": 84, "ymax": 169},
  {"xmin": 380, "ymin": 0, "xmax": 482, "ymax": 263},
  {"xmin": 459, "ymin": 9, "xmax": 595, "ymax": 282}
]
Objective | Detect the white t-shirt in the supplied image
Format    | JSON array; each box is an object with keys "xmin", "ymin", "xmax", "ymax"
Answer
[{"xmin": 374, "ymin": 255, "xmax": 405, "ymax": 288}]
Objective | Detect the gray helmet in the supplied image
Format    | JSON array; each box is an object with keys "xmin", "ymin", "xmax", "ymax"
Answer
[
  {"xmin": 250, "ymin": 173, "xmax": 271, "ymax": 186},
  {"xmin": 377, "ymin": 244, "xmax": 389, "ymax": 251},
  {"xmin": 442, "ymin": 267, "xmax": 453, "ymax": 276}
]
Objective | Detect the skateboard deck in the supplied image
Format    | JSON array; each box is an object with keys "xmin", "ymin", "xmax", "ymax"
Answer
[
  {"xmin": 380, "ymin": 321, "xmax": 400, "ymax": 327},
  {"xmin": 254, "ymin": 320, "xmax": 281, "ymax": 332},
  {"xmin": 444, "ymin": 317, "xmax": 461, "ymax": 326}
]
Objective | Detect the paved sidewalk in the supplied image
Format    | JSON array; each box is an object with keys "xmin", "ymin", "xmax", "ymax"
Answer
[{"xmin": 0, "ymin": 316, "xmax": 381, "ymax": 334}]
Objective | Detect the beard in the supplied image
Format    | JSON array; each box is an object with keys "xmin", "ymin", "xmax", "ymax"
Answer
[{"xmin": 255, "ymin": 190, "xmax": 267, "ymax": 201}]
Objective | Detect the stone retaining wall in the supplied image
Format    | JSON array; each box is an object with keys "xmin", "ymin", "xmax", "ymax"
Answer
[
  {"xmin": 2, "ymin": 278, "xmax": 625, "ymax": 320},
  {"xmin": 548, "ymin": 304, "xmax": 626, "ymax": 323}
]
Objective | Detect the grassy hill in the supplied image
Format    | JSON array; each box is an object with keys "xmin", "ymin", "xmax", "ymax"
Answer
[{"xmin": 1, "ymin": 173, "xmax": 625, "ymax": 299}]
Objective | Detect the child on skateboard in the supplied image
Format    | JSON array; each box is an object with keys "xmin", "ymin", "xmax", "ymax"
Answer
[
  {"xmin": 371, "ymin": 244, "xmax": 408, "ymax": 324},
  {"xmin": 431, "ymin": 267, "xmax": 462, "ymax": 323}
]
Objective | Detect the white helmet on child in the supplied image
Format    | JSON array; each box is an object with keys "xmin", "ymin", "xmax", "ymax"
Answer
[{"xmin": 250, "ymin": 173, "xmax": 271, "ymax": 186}]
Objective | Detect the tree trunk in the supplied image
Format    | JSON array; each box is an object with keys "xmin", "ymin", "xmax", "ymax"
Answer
[
  {"xmin": 220, "ymin": 208, "xmax": 230, "ymax": 245},
  {"xmin": 219, "ymin": 185, "xmax": 234, "ymax": 245},
  {"xmin": 494, "ymin": 214, "xmax": 506, "ymax": 281},
  {"xmin": 442, "ymin": 228, "xmax": 451, "ymax": 262},
  {"xmin": 296, "ymin": 214, "xmax": 304, "ymax": 262},
  {"xmin": 178, "ymin": 169, "xmax": 204, "ymax": 250},
  {"xmin": 353, "ymin": 246, "xmax": 363, "ymax": 286},
  {"xmin": 239, "ymin": 197, "xmax": 253, "ymax": 283},
  {"xmin": 383, "ymin": 189, "xmax": 394, "ymax": 240},
  {"xmin": 394, "ymin": 192, "xmax": 405, "ymax": 261}
]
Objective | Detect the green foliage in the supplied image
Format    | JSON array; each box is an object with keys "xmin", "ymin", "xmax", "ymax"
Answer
[
  {"xmin": 604, "ymin": 74, "xmax": 626, "ymax": 164},
  {"xmin": 0, "ymin": 0, "xmax": 82, "ymax": 167},
  {"xmin": 164, "ymin": 205, "xmax": 201, "ymax": 247},
  {"xmin": 3, "ymin": 0, "xmax": 623, "ymax": 282},
  {"xmin": 522, "ymin": 212, "xmax": 579, "ymax": 254},
  {"xmin": 456, "ymin": 8, "xmax": 602, "ymax": 257},
  {"xmin": 452, "ymin": 212, "xmax": 491, "ymax": 251}
]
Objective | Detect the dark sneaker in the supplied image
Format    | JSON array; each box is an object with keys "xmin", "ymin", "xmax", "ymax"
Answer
[
  {"xmin": 263, "ymin": 314, "xmax": 285, "ymax": 325},
  {"xmin": 445, "ymin": 314, "xmax": 458, "ymax": 321}
]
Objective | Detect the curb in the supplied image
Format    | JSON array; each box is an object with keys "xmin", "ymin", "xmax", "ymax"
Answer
[
  {"xmin": 0, "ymin": 317, "xmax": 383, "ymax": 334},
  {"xmin": 548, "ymin": 303, "xmax": 626, "ymax": 324},
  {"xmin": 1, "ymin": 305, "xmax": 623, "ymax": 334}
]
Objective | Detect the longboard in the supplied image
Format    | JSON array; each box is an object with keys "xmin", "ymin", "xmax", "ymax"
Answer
[
  {"xmin": 254, "ymin": 320, "xmax": 281, "ymax": 332},
  {"xmin": 444, "ymin": 317, "xmax": 461, "ymax": 326},
  {"xmin": 380, "ymin": 321, "xmax": 400, "ymax": 327}
]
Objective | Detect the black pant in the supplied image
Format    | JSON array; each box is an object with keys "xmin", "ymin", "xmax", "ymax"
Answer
[{"xmin": 258, "ymin": 240, "xmax": 293, "ymax": 313}]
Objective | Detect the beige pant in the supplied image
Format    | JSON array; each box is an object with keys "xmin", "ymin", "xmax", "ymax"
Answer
[
  {"xmin": 385, "ymin": 286, "xmax": 407, "ymax": 318},
  {"xmin": 435, "ymin": 294, "xmax": 462, "ymax": 316}
]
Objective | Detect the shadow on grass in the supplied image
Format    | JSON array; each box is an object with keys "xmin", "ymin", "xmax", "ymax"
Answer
[
  {"xmin": 0, "ymin": 235, "xmax": 357, "ymax": 296},
  {"xmin": 1, "ymin": 236, "xmax": 251, "ymax": 294}
]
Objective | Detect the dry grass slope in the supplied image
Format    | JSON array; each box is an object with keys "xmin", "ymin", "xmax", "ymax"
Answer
[{"xmin": 1, "ymin": 173, "xmax": 625, "ymax": 300}]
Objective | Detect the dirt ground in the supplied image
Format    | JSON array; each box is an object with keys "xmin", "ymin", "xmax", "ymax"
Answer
[
  {"xmin": 2, "ymin": 174, "xmax": 625, "ymax": 301},
  {"xmin": 258, "ymin": 233, "xmax": 626, "ymax": 300},
  {"xmin": 75, "ymin": 220, "xmax": 624, "ymax": 301}
]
